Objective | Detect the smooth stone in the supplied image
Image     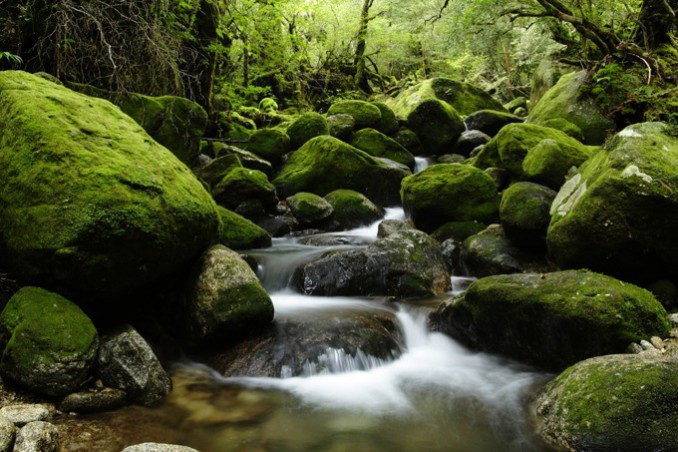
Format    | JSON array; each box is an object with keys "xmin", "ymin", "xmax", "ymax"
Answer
[
  {"xmin": 0, "ymin": 414, "xmax": 15, "ymax": 451},
  {"xmin": 122, "ymin": 442, "xmax": 200, "ymax": 452},
  {"xmin": 14, "ymin": 421, "xmax": 58, "ymax": 452},
  {"xmin": 651, "ymin": 336, "xmax": 665, "ymax": 351},
  {"xmin": 58, "ymin": 388, "xmax": 128, "ymax": 414},
  {"xmin": 640, "ymin": 340, "xmax": 655, "ymax": 351},
  {"xmin": 670, "ymin": 313, "xmax": 678, "ymax": 326},
  {"xmin": 627, "ymin": 343, "xmax": 644, "ymax": 354},
  {"xmin": 0, "ymin": 404, "xmax": 49, "ymax": 427}
]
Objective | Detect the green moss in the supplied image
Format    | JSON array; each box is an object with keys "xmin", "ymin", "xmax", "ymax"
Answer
[
  {"xmin": 286, "ymin": 112, "xmax": 329, "ymax": 149},
  {"xmin": 522, "ymin": 138, "xmax": 594, "ymax": 189},
  {"xmin": 213, "ymin": 167, "xmax": 277, "ymax": 211},
  {"xmin": 370, "ymin": 102, "xmax": 399, "ymax": 135},
  {"xmin": 245, "ymin": 128, "xmax": 290, "ymax": 163},
  {"xmin": 216, "ymin": 206, "xmax": 271, "ymax": 250},
  {"xmin": 193, "ymin": 154, "xmax": 243, "ymax": 189},
  {"xmin": 350, "ymin": 128, "xmax": 415, "ymax": 168},
  {"xmin": 273, "ymin": 136, "xmax": 409, "ymax": 207},
  {"xmin": 0, "ymin": 71, "xmax": 219, "ymax": 295},
  {"xmin": 286, "ymin": 192, "xmax": 334, "ymax": 227},
  {"xmin": 540, "ymin": 118, "xmax": 584, "ymax": 141},
  {"xmin": 401, "ymin": 163, "xmax": 499, "ymax": 232},
  {"xmin": 500, "ymin": 182, "xmax": 556, "ymax": 247},
  {"xmin": 258, "ymin": 97, "xmax": 279, "ymax": 114},
  {"xmin": 430, "ymin": 221, "xmax": 486, "ymax": 242},
  {"xmin": 404, "ymin": 99, "xmax": 465, "ymax": 155},
  {"xmin": 327, "ymin": 100, "xmax": 382, "ymax": 129},
  {"xmin": 324, "ymin": 189, "xmax": 384, "ymax": 230}
]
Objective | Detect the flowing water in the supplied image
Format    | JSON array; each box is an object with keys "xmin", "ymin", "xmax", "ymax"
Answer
[{"xmin": 56, "ymin": 209, "xmax": 554, "ymax": 451}]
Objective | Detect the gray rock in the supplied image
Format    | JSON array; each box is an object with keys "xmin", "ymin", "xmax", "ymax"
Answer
[
  {"xmin": 627, "ymin": 342, "xmax": 644, "ymax": 354},
  {"xmin": 0, "ymin": 404, "xmax": 49, "ymax": 427},
  {"xmin": 454, "ymin": 130, "xmax": 491, "ymax": 156},
  {"xmin": 14, "ymin": 421, "xmax": 58, "ymax": 452},
  {"xmin": 671, "ymin": 313, "xmax": 678, "ymax": 327},
  {"xmin": 96, "ymin": 325, "xmax": 171, "ymax": 407},
  {"xmin": 0, "ymin": 414, "xmax": 14, "ymax": 451},
  {"xmin": 58, "ymin": 387, "xmax": 127, "ymax": 414},
  {"xmin": 122, "ymin": 443, "xmax": 199, "ymax": 452}
]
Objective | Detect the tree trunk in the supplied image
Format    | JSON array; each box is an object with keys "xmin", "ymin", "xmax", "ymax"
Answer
[
  {"xmin": 635, "ymin": 0, "xmax": 677, "ymax": 49},
  {"xmin": 353, "ymin": 0, "xmax": 374, "ymax": 93}
]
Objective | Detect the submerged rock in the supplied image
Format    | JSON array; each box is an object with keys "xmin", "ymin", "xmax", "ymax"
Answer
[
  {"xmin": 0, "ymin": 287, "xmax": 98, "ymax": 397},
  {"xmin": 0, "ymin": 71, "xmax": 219, "ymax": 296},
  {"xmin": 430, "ymin": 270, "xmax": 671, "ymax": 370},
  {"xmin": 535, "ymin": 354, "xmax": 678, "ymax": 451}
]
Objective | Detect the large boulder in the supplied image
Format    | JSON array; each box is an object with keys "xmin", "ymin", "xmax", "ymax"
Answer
[
  {"xmin": 286, "ymin": 112, "xmax": 329, "ymax": 149},
  {"xmin": 295, "ymin": 224, "xmax": 450, "ymax": 297},
  {"xmin": 547, "ymin": 122, "xmax": 678, "ymax": 283},
  {"xmin": 391, "ymin": 97, "xmax": 464, "ymax": 155},
  {"xmin": 522, "ymin": 138, "xmax": 593, "ymax": 190},
  {"xmin": 245, "ymin": 128, "xmax": 290, "ymax": 165},
  {"xmin": 350, "ymin": 128, "xmax": 415, "ymax": 169},
  {"xmin": 273, "ymin": 136, "xmax": 410, "ymax": 207},
  {"xmin": 181, "ymin": 246, "xmax": 274, "ymax": 346},
  {"xmin": 0, "ymin": 287, "xmax": 98, "ymax": 396},
  {"xmin": 474, "ymin": 123, "xmax": 592, "ymax": 177},
  {"xmin": 464, "ymin": 110, "xmax": 524, "ymax": 137},
  {"xmin": 499, "ymin": 182, "xmax": 556, "ymax": 248},
  {"xmin": 401, "ymin": 164, "xmax": 499, "ymax": 232},
  {"xmin": 535, "ymin": 354, "xmax": 678, "ymax": 451},
  {"xmin": 0, "ymin": 71, "xmax": 219, "ymax": 295},
  {"xmin": 215, "ymin": 206, "xmax": 272, "ymax": 250},
  {"xmin": 429, "ymin": 270, "xmax": 671, "ymax": 370},
  {"xmin": 324, "ymin": 190, "xmax": 384, "ymax": 231},
  {"xmin": 528, "ymin": 70, "xmax": 615, "ymax": 145},
  {"xmin": 326, "ymin": 100, "xmax": 382, "ymax": 129},
  {"xmin": 286, "ymin": 192, "xmax": 334, "ymax": 229},
  {"xmin": 212, "ymin": 167, "xmax": 278, "ymax": 214}
]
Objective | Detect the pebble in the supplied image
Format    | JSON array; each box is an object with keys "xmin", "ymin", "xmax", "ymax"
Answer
[
  {"xmin": 650, "ymin": 336, "xmax": 665, "ymax": 351},
  {"xmin": 627, "ymin": 343, "xmax": 643, "ymax": 354},
  {"xmin": 0, "ymin": 414, "xmax": 15, "ymax": 451},
  {"xmin": 639, "ymin": 340, "xmax": 655, "ymax": 351},
  {"xmin": 122, "ymin": 443, "xmax": 200, "ymax": 452},
  {"xmin": 14, "ymin": 421, "xmax": 59, "ymax": 452},
  {"xmin": 58, "ymin": 388, "xmax": 127, "ymax": 414},
  {"xmin": 0, "ymin": 404, "xmax": 49, "ymax": 426}
]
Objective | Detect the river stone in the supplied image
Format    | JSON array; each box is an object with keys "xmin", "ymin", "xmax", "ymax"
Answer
[
  {"xmin": 296, "ymin": 225, "xmax": 450, "ymax": 297},
  {"xmin": 548, "ymin": 122, "xmax": 678, "ymax": 283},
  {"xmin": 14, "ymin": 421, "xmax": 58, "ymax": 452},
  {"xmin": 430, "ymin": 270, "xmax": 671, "ymax": 370},
  {"xmin": 453, "ymin": 130, "xmax": 491, "ymax": 156},
  {"xmin": 0, "ymin": 287, "xmax": 98, "ymax": 397},
  {"xmin": 460, "ymin": 224, "xmax": 551, "ymax": 276},
  {"xmin": 473, "ymin": 123, "xmax": 592, "ymax": 178},
  {"xmin": 273, "ymin": 136, "xmax": 410, "ymax": 207},
  {"xmin": 213, "ymin": 144, "xmax": 274, "ymax": 177},
  {"xmin": 245, "ymin": 128, "xmax": 290, "ymax": 165},
  {"xmin": 286, "ymin": 192, "xmax": 334, "ymax": 228},
  {"xmin": 182, "ymin": 245, "xmax": 274, "ymax": 346},
  {"xmin": 528, "ymin": 70, "xmax": 615, "ymax": 145},
  {"xmin": 122, "ymin": 444, "xmax": 199, "ymax": 452},
  {"xmin": 327, "ymin": 114, "xmax": 356, "ymax": 141},
  {"xmin": 464, "ymin": 110, "xmax": 524, "ymax": 137},
  {"xmin": 216, "ymin": 206, "xmax": 272, "ymax": 250},
  {"xmin": 324, "ymin": 190, "xmax": 384, "ymax": 231},
  {"xmin": 522, "ymin": 138, "xmax": 593, "ymax": 190},
  {"xmin": 370, "ymin": 101, "xmax": 399, "ymax": 135},
  {"xmin": 0, "ymin": 414, "xmax": 14, "ymax": 451},
  {"xmin": 327, "ymin": 100, "xmax": 382, "ymax": 129},
  {"xmin": 0, "ymin": 71, "xmax": 219, "ymax": 296},
  {"xmin": 286, "ymin": 112, "xmax": 329, "ymax": 149},
  {"xmin": 401, "ymin": 163, "xmax": 499, "ymax": 233},
  {"xmin": 96, "ymin": 325, "xmax": 171, "ymax": 407},
  {"xmin": 499, "ymin": 182, "xmax": 556, "ymax": 249},
  {"xmin": 58, "ymin": 388, "xmax": 127, "ymax": 414},
  {"xmin": 535, "ymin": 354, "xmax": 678, "ymax": 451},
  {"xmin": 212, "ymin": 167, "xmax": 278, "ymax": 215},
  {"xmin": 350, "ymin": 128, "xmax": 415, "ymax": 169},
  {"xmin": 0, "ymin": 404, "xmax": 49, "ymax": 426}
]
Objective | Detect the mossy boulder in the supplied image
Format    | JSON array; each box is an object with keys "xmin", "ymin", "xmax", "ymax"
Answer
[
  {"xmin": 540, "ymin": 118, "xmax": 585, "ymax": 142},
  {"xmin": 0, "ymin": 287, "xmax": 98, "ymax": 396},
  {"xmin": 401, "ymin": 164, "xmax": 499, "ymax": 232},
  {"xmin": 245, "ymin": 128, "xmax": 290, "ymax": 165},
  {"xmin": 216, "ymin": 206, "xmax": 271, "ymax": 250},
  {"xmin": 212, "ymin": 167, "xmax": 278, "ymax": 214},
  {"xmin": 453, "ymin": 130, "xmax": 491, "ymax": 156},
  {"xmin": 327, "ymin": 114, "xmax": 356, "ymax": 141},
  {"xmin": 327, "ymin": 100, "xmax": 382, "ymax": 130},
  {"xmin": 430, "ymin": 270, "xmax": 671, "ymax": 370},
  {"xmin": 273, "ymin": 136, "xmax": 410, "ymax": 207},
  {"xmin": 286, "ymin": 112, "xmax": 329, "ymax": 149},
  {"xmin": 499, "ymin": 182, "xmax": 556, "ymax": 248},
  {"xmin": 464, "ymin": 110, "xmax": 524, "ymax": 137},
  {"xmin": 547, "ymin": 122, "xmax": 678, "ymax": 283},
  {"xmin": 213, "ymin": 143, "xmax": 273, "ymax": 176},
  {"xmin": 522, "ymin": 138, "xmax": 593, "ymax": 190},
  {"xmin": 324, "ymin": 190, "xmax": 384, "ymax": 231},
  {"xmin": 193, "ymin": 154, "xmax": 243, "ymax": 189},
  {"xmin": 474, "ymin": 123, "xmax": 591, "ymax": 177},
  {"xmin": 391, "ymin": 98, "xmax": 464, "ymax": 155},
  {"xmin": 371, "ymin": 101, "xmax": 399, "ymax": 135},
  {"xmin": 392, "ymin": 128, "xmax": 423, "ymax": 155},
  {"xmin": 528, "ymin": 70, "xmax": 615, "ymax": 145},
  {"xmin": 286, "ymin": 192, "xmax": 334, "ymax": 228},
  {"xmin": 535, "ymin": 354, "xmax": 678, "ymax": 451},
  {"xmin": 0, "ymin": 71, "xmax": 219, "ymax": 295},
  {"xmin": 183, "ymin": 246, "xmax": 274, "ymax": 346},
  {"xmin": 350, "ymin": 128, "xmax": 415, "ymax": 169}
]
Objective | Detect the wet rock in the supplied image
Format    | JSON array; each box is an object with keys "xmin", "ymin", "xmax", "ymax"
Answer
[
  {"xmin": 193, "ymin": 154, "xmax": 242, "ymax": 189},
  {"xmin": 499, "ymin": 182, "xmax": 556, "ymax": 250},
  {"xmin": 257, "ymin": 215, "xmax": 298, "ymax": 237},
  {"xmin": 0, "ymin": 414, "xmax": 14, "ymax": 451},
  {"xmin": 436, "ymin": 154, "xmax": 466, "ymax": 164},
  {"xmin": 0, "ymin": 404, "xmax": 49, "ymax": 427},
  {"xmin": 430, "ymin": 270, "xmax": 671, "ymax": 370},
  {"xmin": 286, "ymin": 193, "xmax": 334, "ymax": 228},
  {"xmin": 122, "ymin": 443, "xmax": 199, "ymax": 452},
  {"xmin": 453, "ymin": 130, "xmax": 491, "ymax": 156},
  {"xmin": 215, "ymin": 206, "xmax": 272, "ymax": 250},
  {"xmin": 96, "ymin": 325, "xmax": 171, "ymax": 407},
  {"xmin": 58, "ymin": 388, "xmax": 127, "ymax": 414},
  {"xmin": 14, "ymin": 421, "xmax": 58, "ymax": 452},
  {"xmin": 464, "ymin": 110, "xmax": 523, "ymax": 137},
  {"xmin": 377, "ymin": 219, "xmax": 416, "ymax": 238},
  {"xmin": 324, "ymin": 190, "xmax": 384, "ymax": 231},
  {"xmin": 296, "ymin": 226, "xmax": 450, "ymax": 297}
]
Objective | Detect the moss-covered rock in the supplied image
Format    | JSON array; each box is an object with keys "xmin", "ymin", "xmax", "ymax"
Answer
[
  {"xmin": 392, "ymin": 128, "xmax": 423, "ymax": 155},
  {"xmin": 286, "ymin": 192, "xmax": 334, "ymax": 228},
  {"xmin": 522, "ymin": 138, "xmax": 593, "ymax": 190},
  {"xmin": 429, "ymin": 270, "xmax": 671, "ymax": 370},
  {"xmin": 213, "ymin": 143, "xmax": 273, "ymax": 177},
  {"xmin": 324, "ymin": 189, "xmax": 384, "ymax": 231},
  {"xmin": 286, "ymin": 112, "xmax": 329, "ymax": 149},
  {"xmin": 540, "ymin": 118, "xmax": 584, "ymax": 142},
  {"xmin": 212, "ymin": 167, "xmax": 278, "ymax": 214},
  {"xmin": 401, "ymin": 164, "xmax": 499, "ymax": 232},
  {"xmin": 0, "ymin": 71, "xmax": 219, "ymax": 295},
  {"xmin": 273, "ymin": 136, "xmax": 410, "ymax": 207},
  {"xmin": 370, "ymin": 101, "xmax": 400, "ymax": 135},
  {"xmin": 193, "ymin": 154, "xmax": 243, "ymax": 189},
  {"xmin": 327, "ymin": 100, "xmax": 382, "ymax": 130},
  {"xmin": 431, "ymin": 221, "xmax": 486, "ymax": 243},
  {"xmin": 548, "ymin": 122, "xmax": 678, "ymax": 283},
  {"xmin": 183, "ymin": 246, "xmax": 274, "ymax": 346},
  {"xmin": 503, "ymin": 97, "xmax": 527, "ymax": 115},
  {"xmin": 535, "ymin": 354, "xmax": 678, "ymax": 450},
  {"xmin": 500, "ymin": 182, "xmax": 556, "ymax": 248},
  {"xmin": 245, "ymin": 128, "xmax": 290, "ymax": 165},
  {"xmin": 391, "ymin": 98, "xmax": 464, "ymax": 155},
  {"xmin": 327, "ymin": 114, "xmax": 356, "ymax": 141},
  {"xmin": 528, "ymin": 70, "xmax": 615, "ymax": 145},
  {"xmin": 0, "ymin": 287, "xmax": 98, "ymax": 396},
  {"xmin": 464, "ymin": 110, "xmax": 524, "ymax": 137},
  {"xmin": 453, "ymin": 130, "xmax": 491, "ymax": 156},
  {"xmin": 474, "ymin": 123, "xmax": 591, "ymax": 177},
  {"xmin": 350, "ymin": 128, "xmax": 415, "ymax": 169},
  {"xmin": 216, "ymin": 206, "xmax": 271, "ymax": 250}
]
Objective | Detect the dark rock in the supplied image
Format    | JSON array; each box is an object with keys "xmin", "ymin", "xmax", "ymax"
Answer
[
  {"xmin": 453, "ymin": 130, "xmax": 491, "ymax": 156},
  {"xmin": 327, "ymin": 114, "xmax": 356, "ymax": 141},
  {"xmin": 257, "ymin": 215, "xmax": 298, "ymax": 237},
  {"xmin": 464, "ymin": 110, "xmax": 524, "ymax": 137},
  {"xmin": 500, "ymin": 182, "xmax": 556, "ymax": 249}
]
